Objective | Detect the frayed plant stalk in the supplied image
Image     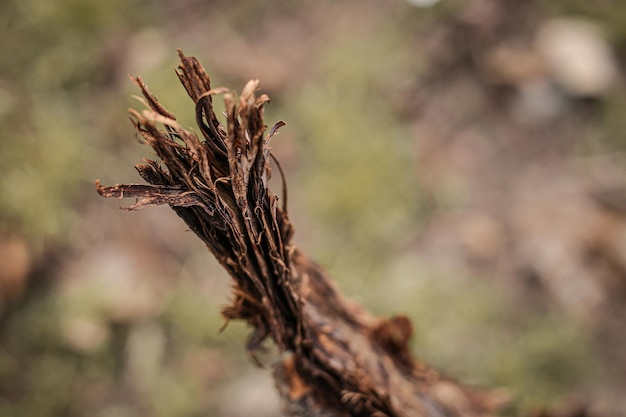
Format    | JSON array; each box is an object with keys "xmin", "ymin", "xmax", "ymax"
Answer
[{"xmin": 97, "ymin": 50, "xmax": 505, "ymax": 417}]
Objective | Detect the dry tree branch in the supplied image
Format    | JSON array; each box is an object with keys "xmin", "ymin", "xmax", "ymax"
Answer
[{"xmin": 97, "ymin": 50, "xmax": 505, "ymax": 417}]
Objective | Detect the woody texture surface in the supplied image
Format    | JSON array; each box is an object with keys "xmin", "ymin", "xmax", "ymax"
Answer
[{"xmin": 97, "ymin": 51, "xmax": 503, "ymax": 417}]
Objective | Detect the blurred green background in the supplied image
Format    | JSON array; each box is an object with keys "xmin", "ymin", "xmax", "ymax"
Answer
[{"xmin": 2, "ymin": 1, "xmax": 626, "ymax": 416}]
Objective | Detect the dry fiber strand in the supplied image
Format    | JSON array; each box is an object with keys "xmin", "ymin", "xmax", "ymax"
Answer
[{"xmin": 97, "ymin": 50, "xmax": 508, "ymax": 417}]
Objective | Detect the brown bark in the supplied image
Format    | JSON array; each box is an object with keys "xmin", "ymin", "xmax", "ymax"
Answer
[{"xmin": 97, "ymin": 51, "xmax": 504, "ymax": 417}]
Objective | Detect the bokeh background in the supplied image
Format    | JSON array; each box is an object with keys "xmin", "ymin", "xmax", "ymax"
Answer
[{"xmin": 2, "ymin": 1, "xmax": 626, "ymax": 416}]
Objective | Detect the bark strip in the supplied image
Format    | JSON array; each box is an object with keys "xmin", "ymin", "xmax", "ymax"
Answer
[{"xmin": 97, "ymin": 50, "xmax": 504, "ymax": 417}]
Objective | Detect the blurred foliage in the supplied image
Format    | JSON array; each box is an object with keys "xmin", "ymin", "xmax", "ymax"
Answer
[
  {"xmin": 0, "ymin": 98, "xmax": 85, "ymax": 239},
  {"xmin": 0, "ymin": 0, "xmax": 156, "ymax": 239},
  {"xmin": 0, "ymin": 0, "xmax": 623, "ymax": 416},
  {"xmin": 0, "ymin": 278, "xmax": 253, "ymax": 417},
  {"xmin": 597, "ymin": 90, "xmax": 626, "ymax": 151},
  {"xmin": 359, "ymin": 255, "xmax": 596, "ymax": 414},
  {"xmin": 285, "ymin": 32, "xmax": 422, "ymax": 277}
]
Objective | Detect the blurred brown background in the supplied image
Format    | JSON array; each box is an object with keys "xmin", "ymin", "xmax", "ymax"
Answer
[{"xmin": 1, "ymin": 1, "xmax": 626, "ymax": 416}]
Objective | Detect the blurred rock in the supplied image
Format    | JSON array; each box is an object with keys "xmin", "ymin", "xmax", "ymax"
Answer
[
  {"xmin": 537, "ymin": 19, "xmax": 618, "ymax": 98},
  {"xmin": 406, "ymin": 0, "xmax": 441, "ymax": 8},
  {"xmin": 124, "ymin": 29, "xmax": 169, "ymax": 77},
  {"xmin": 0, "ymin": 232, "xmax": 32, "ymax": 305},
  {"xmin": 509, "ymin": 168, "xmax": 626, "ymax": 325},
  {"xmin": 482, "ymin": 44, "xmax": 546, "ymax": 86},
  {"xmin": 220, "ymin": 370, "xmax": 281, "ymax": 417},
  {"xmin": 58, "ymin": 243, "xmax": 167, "ymax": 323},
  {"xmin": 457, "ymin": 212, "xmax": 505, "ymax": 262},
  {"xmin": 61, "ymin": 316, "xmax": 109, "ymax": 353},
  {"xmin": 181, "ymin": 349, "xmax": 227, "ymax": 386},
  {"xmin": 512, "ymin": 79, "xmax": 569, "ymax": 124},
  {"xmin": 126, "ymin": 322, "xmax": 166, "ymax": 390}
]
